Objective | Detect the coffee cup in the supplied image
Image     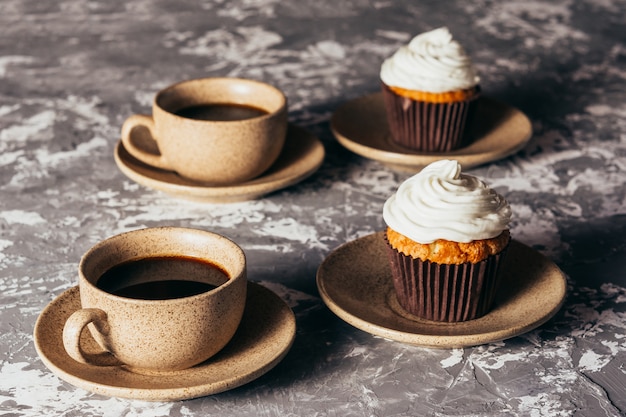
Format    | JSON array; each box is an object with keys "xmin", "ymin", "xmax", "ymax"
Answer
[
  {"xmin": 62, "ymin": 227, "xmax": 247, "ymax": 373},
  {"xmin": 121, "ymin": 77, "xmax": 288, "ymax": 185}
]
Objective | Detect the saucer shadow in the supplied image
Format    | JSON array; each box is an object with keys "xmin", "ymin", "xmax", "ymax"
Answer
[
  {"xmin": 557, "ymin": 214, "xmax": 626, "ymax": 289},
  {"xmin": 218, "ymin": 303, "xmax": 355, "ymax": 397}
]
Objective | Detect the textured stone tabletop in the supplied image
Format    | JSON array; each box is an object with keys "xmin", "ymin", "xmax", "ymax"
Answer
[{"xmin": 1, "ymin": 1, "xmax": 625, "ymax": 415}]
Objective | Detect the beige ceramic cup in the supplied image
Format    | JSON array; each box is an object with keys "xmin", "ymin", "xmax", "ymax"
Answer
[
  {"xmin": 121, "ymin": 77, "xmax": 288, "ymax": 185},
  {"xmin": 62, "ymin": 227, "xmax": 247, "ymax": 373}
]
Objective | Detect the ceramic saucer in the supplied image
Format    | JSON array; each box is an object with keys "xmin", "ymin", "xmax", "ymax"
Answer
[
  {"xmin": 114, "ymin": 124, "xmax": 325, "ymax": 203},
  {"xmin": 34, "ymin": 282, "xmax": 296, "ymax": 401},
  {"xmin": 331, "ymin": 93, "xmax": 532, "ymax": 172},
  {"xmin": 316, "ymin": 232, "xmax": 567, "ymax": 348}
]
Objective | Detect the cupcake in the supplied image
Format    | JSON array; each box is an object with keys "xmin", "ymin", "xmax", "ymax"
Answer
[
  {"xmin": 383, "ymin": 160, "xmax": 511, "ymax": 322},
  {"xmin": 380, "ymin": 27, "xmax": 480, "ymax": 152}
]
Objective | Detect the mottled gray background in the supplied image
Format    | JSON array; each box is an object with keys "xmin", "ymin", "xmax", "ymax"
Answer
[{"xmin": 1, "ymin": 0, "xmax": 625, "ymax": 416}]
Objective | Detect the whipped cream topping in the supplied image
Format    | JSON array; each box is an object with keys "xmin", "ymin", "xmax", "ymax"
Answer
[
  {"xmin": 380, "ymin": 27, "xmax": 480, "ymax": 93},
  {"xmin": 383, "ymin": 160, "xmax": 511, "ymax": 243}
]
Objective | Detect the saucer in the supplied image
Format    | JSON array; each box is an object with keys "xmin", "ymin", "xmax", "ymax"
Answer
[
  {"xmin": 331, "ymin": 93, "xmax": 532, "ymax": 172},
  {"xmin": 316, "ymin": 232, "xmax": 567, "ymax": 348},
  {"xmin": 114, "ymin": 124, "xmax": 325, "ymax": 203},
  {"xmin": 34, "ymin": 282, "xmax": 296, "ymax": 401}
]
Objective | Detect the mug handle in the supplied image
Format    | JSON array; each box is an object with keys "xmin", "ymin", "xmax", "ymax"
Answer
[
  {"xmin": 121, "ymin": 114, "xmax": 172, "ymax": 170},
  {"xmin": 62, "ymin": 308, "xmax": 123, "ymax": 367}
]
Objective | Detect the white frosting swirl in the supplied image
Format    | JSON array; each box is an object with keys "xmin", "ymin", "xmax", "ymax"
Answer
[
  {"xmin": 383, "ymin": 160, "xmax": 511, "ymax": 243},
  {"xmin": 380, "ymin": 27, "xmax": 480, "ymax": 93}
]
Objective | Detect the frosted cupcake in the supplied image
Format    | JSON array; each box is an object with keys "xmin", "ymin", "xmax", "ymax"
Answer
[
  {"xmin": 380, "ymin": 27, "xmax": 480, "ymax": 152},
  {"xmin": 383, "ymin": 160, "xmax": 511, "ymax": 322}
]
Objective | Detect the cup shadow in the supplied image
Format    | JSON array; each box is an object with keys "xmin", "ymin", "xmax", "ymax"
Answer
[{"xmin": 126, "ymin": 123, "xmax": 161, "ymax": 156}]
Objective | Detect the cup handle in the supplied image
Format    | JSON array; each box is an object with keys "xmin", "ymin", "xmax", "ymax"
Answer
[
  {"xmin": 121, "ymin": 114, "xmax": 172, "ymax": 170},
  {"xmin": 62, "ymin": 308, "xmax": 123, "ymax": 367}
]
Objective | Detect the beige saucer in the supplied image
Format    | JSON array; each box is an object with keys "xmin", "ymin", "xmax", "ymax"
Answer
[
  {"xmin": 114, "ymin": 124, "xmax": 325, "ymax": 203},
  {"xmin": 331, "ymin": 93, "xmax": 532, "ymax": 172},
  {"xmin": 316, "ymin": 232, "xmax": 567, "ymax": 348},
  {"xmin": 34, "ymin": 282, "xmax": 296, "ymax": 401}
]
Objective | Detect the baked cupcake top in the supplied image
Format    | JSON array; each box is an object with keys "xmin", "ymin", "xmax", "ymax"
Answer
[
  {"xmin": 383, "ymin": 160, "xmax": 511, "ymax": 244},
  {"xmin": 380, "ymin": 27, "xmax": 479, "ymax": 93}
]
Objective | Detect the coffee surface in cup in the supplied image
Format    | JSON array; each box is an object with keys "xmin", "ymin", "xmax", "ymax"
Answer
[
  {"xmin": 174, "ymin": 103, "xmax": 269, "ymax": 122},
  {"xmin": 97, "ymin": 256, "xmax": 229, "ymax": 300}
]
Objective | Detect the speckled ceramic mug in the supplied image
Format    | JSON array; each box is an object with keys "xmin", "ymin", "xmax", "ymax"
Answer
[
  {"xmin": 121, "ymin": 77, "xmax": 288, "ymax": 185},
  {"xmin": 62, "ymin": 227, "xmax": 247, "ymax": 373}
]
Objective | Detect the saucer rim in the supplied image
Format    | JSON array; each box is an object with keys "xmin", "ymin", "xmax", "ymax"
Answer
[
  {"xmin": 330, "ymin": 93, "xmax": 532, "ymax": 172},
  {"xmin": 114, "ymin": 124, "xmax": 325, "ymax": 203},
  {"xmin": 316, "ymin": 232, "xmax": 567, "ymax": 348},
  {"xmin": 33, "ymin": 282, "xmax": 296, "ymax": 401}
]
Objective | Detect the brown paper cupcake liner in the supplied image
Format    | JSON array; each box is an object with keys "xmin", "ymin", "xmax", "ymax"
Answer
[
  {"xmin": 381, "ymin": 83, "xmax": 479, "ymax": 152},
  {"xmin": 384, "ymin": 235, "xmax": 509, "ymax": 322}
]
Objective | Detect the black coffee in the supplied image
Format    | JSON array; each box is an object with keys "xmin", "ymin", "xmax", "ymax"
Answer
[
  {"xmin": 174, "ymin": 103, "xmax": 268, "ymax": 121},
  {"xmin": 97, "ymin": 256, "xmax": 230, "ymax": 300}
]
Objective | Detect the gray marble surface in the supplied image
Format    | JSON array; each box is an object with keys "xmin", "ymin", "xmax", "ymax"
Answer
[{"xmin": 1, "ymin": 0, "xmax": 626, "ymax": 415}]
